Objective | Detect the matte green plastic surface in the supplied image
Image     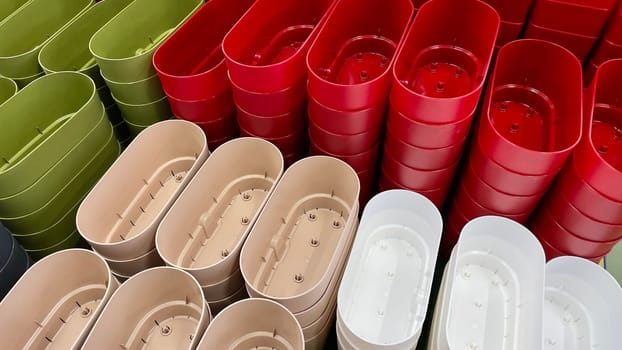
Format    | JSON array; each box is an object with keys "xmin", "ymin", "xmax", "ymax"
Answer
[
  {"xmin": 13, "ymin": 71, "xmax": 43, "ymax": 88},
  {"xmin": 125, "ymin": 120, "xmax": 149, "ymax": 138},
  {"xmin": 24, "ymin": 230, "xmax": 83, "ymax": 260},
  {"xmin": 0, "ymin": 76, "xmax": 17, "ymax": 105},
  {"xmin": 102, "ymin": 72, "xmax": 165, "ymax": 105},
  {"xmin": 0, "ymin": 0, "xmax": 30, "ymax": 25},
  {"xmin": 114, "ymin": 94, "xmax": 172, "ymax": 125}
]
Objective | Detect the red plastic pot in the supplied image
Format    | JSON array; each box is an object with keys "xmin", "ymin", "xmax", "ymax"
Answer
[
  {"xmin": 193, "ymin": 113, "xmax": 239, "ymax": 142},
  {"xmin": 383, "ymin": 126, "xmax": 466, "ymax": 171},
  {"xmin": 455, "ymin": 181, "xmax": 531, "ymax": 224},
  {"xmin": 478, "ymin": 39, "xmax": 583, "ymax": 175},
  {"xmin": 480, "ymin": 0, "xmax": 534, "ymax": 23},
  {"xmin": 381, "ymin": 147, "xmax": 458, "ymax": 190},
  {"xmin": 236, "ymin": 104, "xmax": 306, "ymax": 138},
  {"xmin": 591, "ymin": 39, "xmax": 622, "ymax": 65},
  {"xmin": 534, "ymin": 227, "xmax": 568, "ymax": 261},
  {"xmin": 308, "ymin": 117, "xmax": 381, "ymax": 155},
  {"xmin": 230, "ymin": 77, "xmax": 307, "ymax": 117},
  {"xmin": 391, "ymin": 0, "xmax": 499, "ymax": 124},
  {"xmin": 223, "ymin": 0, "xmax": 336, "ymax": 93},
  {"xmin": 240, "ymin": 125, "xmax": 307, "ymax": 155},
  {"xmin": 523, "ymin": 23, "xmax": 598, "ymax": 61},
  {"xmin": 306, "ymin": 0, "xmax": 413, "ymax": 111},
  {"xmin": 307, "ymin": 93, "xmax": 386, "ymax": 135},
  {"xmin": 357, "ymin": 167, "xmax": 378, "ymax": 193},
  {"xmin": 208, "ymin": 135, "xmax": 236, "ymax": 152},
  {"xmin": 605, "ymin": 2, "xmax": 622, "ymax": 44},
  {"xmin": 378, "ymin": 169, "xmax": 449, "ymax": 208},
  {"xmin": 584, "ymin": 60, "xmax": 599, "ymax": 85},
  {"xmin": 309, "ymin": 138, "xmax": 380, "ymax": 173},
  {"xmin": 497, "ymin": 20, "xmax": 524, "ymax": 46},
  {"xmin": 528, "ymin": 0, "xmax": 615, "ymax": 37},
  {"xmin": 387, "ymin": 104, "xmax": 475, "ymax": 149},
  {"xmin": 167, "ymin": 88, "xmax": 235, "ymax": 123},
  {"xmin": 446, "ymin": 198, "xmax": 471, "ymax": 235}
]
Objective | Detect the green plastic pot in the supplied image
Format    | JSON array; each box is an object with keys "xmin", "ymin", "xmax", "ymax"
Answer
[
  {"xmin": 89, "ymin": 0, "xmax": 203, "ymax": 82},
  {"xmin": 0, "ymin": 106, "xmax": 111, "ymax": 217},
  {"xmin": 113, "ymin": 94, "xmax": 172, "ymax": 125},
  {"xmin": 24, "ymin": 230, "xmax": 83, "ymax": 260},
  {"xmin": 0, "ymin": 0, "xmax": 30, "ymax": 25},
  {"xmin": 38, "ymin": 0, "xmax": 132, "ymax": 78},
  {"xmin": 125, "ymin": 120, "xmax": 149, "ymax": 138},
  {"xmin": 13, "ymin": 71, "xmax": 43, "ymax": 88},
  {"xmin": 0, "ymin": 76, "xmax": 17, "ymax": 105},
  {"xmin": 0, "ymin": 72, "xmax": 101, "ymax": 198},
  {"xmin": 0, "ymin": 0, "xmax": 93, "ymax": 79},
  {"xmin": 0, "ymin": 127, "xmax": 119, "ymax": 235},
  {"xmin": 102, "ymin": 72, "xmax": 165, "ymax": 105}
]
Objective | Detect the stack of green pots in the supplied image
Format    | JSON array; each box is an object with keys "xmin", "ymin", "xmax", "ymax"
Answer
[
  {"xmin": 0, "ymin": 0, "xmax": 30, "ymax": 26},
  {"xmin": 0, "ymin": 0, "xmax": 93, "ymax": 87},
  {"xmin": 89, "ymin": 0, "xmax": 204, "ymax": 136},
  {"xmin": 0, "ymin": 72, "xmax": 120, "ymax": 260},
  {"xmin": 38, "ymin": 0, "xmax": 134, "ymax": 148},
  {"xmin": 0, "ymin": 76, "xmax": 17, "ymax": 106}
]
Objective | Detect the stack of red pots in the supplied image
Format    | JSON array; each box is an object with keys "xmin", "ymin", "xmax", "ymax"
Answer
[
  {"xmin": 380, "ymin": 0, "xmax": 500, "ymax": 209},
  {"xmin": 154, "ymin": 0, "xmax": 251, "ymax": 150},
  {"xmin": 524, "ymin": 0, "xmax": 616, "ymax": 63},
  {"xmin": 585, "ymin": 1, "xmax": 622, "ymax": 82},
  {"xmin": 530, "ymin": 59, "xmax": 622, "ymax": 263},
  {"xmin": 445, "ymin": 40, "xmax": 583, "ymax": 255},
  {"xmin": 306, "ymin": 0, "xmax": 414, "ymax": 205},
  {"xmin": 222, "ymin": 0, "xmax": 337, "ymax": 166},
  {"xmin": 481, "ymin": 0, "xmax": 534, "ymax": 50}
]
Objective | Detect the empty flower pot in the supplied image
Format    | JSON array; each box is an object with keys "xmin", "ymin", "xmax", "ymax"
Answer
[
  {"xmin": 538, "ymin": 232, "xmax": 569, "ymax": 261},
  {"xmin": 382, "ymin": 147, "xmax": 459, "ymax": 191},
  {"xmin": 113, "ymin": 94, "xmax": 172, "ymax": 126},
  {"xmin": 309, "ymin": 138, "xmax": 380, "ymax": 173},
  {"xmin": 201, "ymin": 270, "xmax": 245, "ymax": 302},
  {"xmin": 378, "ymin": 169, "xmax": 450, "ymax": 209},
  {"xmin": 206, "ymin": 285, "xmax": 248, "ymax": 316},
  {"xmin": 223, "ymin": 0, "xmax": 336, "ymax": 93},
  {"xmin": 240, "ymin": 156, "xmax": 360, "ymax": 313},
  {"xmin": 0, "ymin": 249, "xmax": 118, "ymax": 348},
  {"xmin": 497, "ymin": 20, "xmax": 524, "ymax": 46},
  {"xmin": 25, "ymin": 230, "xmax": 85, "ymax": 261},
  {"xmin": 231, "ymin": 77, "xmax": 307, "ymax": 117},
  {"xmin": 0, "ymin": 72, "xmax": 101, "ymax": 198},
  {"xmin": 103, "ymin": 247, "xmax": 165, "ymax": 277},
  {"xmin": 338, "ymin": 190, "xmax": 443, "ymax": 349},
  {"xmin": 89, "ymin": 0, "xmax": 203, "ymax": 83},
  {"xmin": 237, "ymin": 104, "xmax": 306, "ymax": 138},
  {"xmin": 454, "ymin": 180, "xmax": 532, "ymax": 224},
  {"xmin": 0, "ymin": 0, "xmax": 92, "ymax": 79},
  {"xmin": 240, "ymin": 125, "xmax": 307, "ymax": 156},
  {"xmin": 12, "ymin": 71, "xmax": 44, "ymax": 88},
  {"xmin": 0, "ymin": 75, "xmax": 17, "ymax": 105},
  {"xmin": 309, "ymin": 118, "xmax": 381, "ymax": 156},
  {"xmin": 529, "ymin": 0, "xmax": 615, "ymax": 37},
  {"xmin": 480, "ymin": 0, "xmax": 534, "ymax": 23},
  {"xmin": 0, "ymin": 0, "xmax": 30, "ymax": 24},
  {"xmin": 193, "ymin": 113, "xmax": 239, "ymax": 141},
  {"xmin": 591, "ymin": 39, "xmax": 622, "ymax": 66},
  {"xmin": 77, "ymin": 120, "xmax": 209, "ymax": 261},
  {"xmin": 156, "ymin": 137, "xmax": 284, "ymax": 285},
  {"xmin": 196, "ymin": 298, "xmax": 303, "ymax": 350},
  {"xmin": 82, "ymin": 267, "xmax": 210, "ymax": 349},
  {"xmin": 308, "ymin": 92, "xmax": 386, "ymax": 135},
  {"xmin": 304, "ymin": 299, "xmax": 336, "ymax": 350},
  {"xmin": 391, "ymin": 0, "xmax": 499, "ymax": 124},
  {"xmin": 523, "ymin": 23, "xmax": 597, "ymax": 61},
  {"xmin": 307, "ymin": 0, "xmax": 413, "ymax": 111},
  {"xmin": 168, "ymin": 88, "xmax": 235, "ymax": 123},
  {"xmin": 103, "ymin": 72, "xmax": 165, "ymax": 105},
  {"xmin": 478, "ymin": 39, "xmax": 583, "ymax": 175},
  {"xmin": 153, "ymin": 0, "xmax": 254, "ymax": 101}
]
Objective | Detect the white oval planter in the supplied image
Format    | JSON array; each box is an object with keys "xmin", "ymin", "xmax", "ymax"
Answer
[
  {"xmin": 337, "ymin": 190, "xmax": 443, "ymax": 349},
  {"xmin": 0, "ymin": 249, "xmax": 118, "ymax": 349},
  {"xmin": 82, "ymin": 266, "xmax": 210, "ymax": 349},
  {"xmin": 77, "ymin": 120, "xmax": 209, "ymax": 261}
]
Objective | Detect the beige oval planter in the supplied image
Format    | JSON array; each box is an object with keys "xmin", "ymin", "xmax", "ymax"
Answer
[
  {"xmin": 77, "ymin": 120, "xmax": 209, "ymax": 261},
  {"xmin": 206, "ymin": 285, "xmax": 248, "ymax": 316},
  {"xmin": 241, "ymin": 156, "xmax": 360, "ymax": 313},
  {"xmin": 82, "ymin": 267, "xmax": 210, "ymax": 349},
  {"xmin": 196, "ymin": 298, "xmax": 304, "ymax": 350},
  {"xmin": 0, "ymin": 249, "xmax": 118, "ymax": 349},
  {"xmin": 202, "ymin": 269, "xmax": 245, "ymax": 302},
  {"xmin": 156, "ymin": 137, "xmax": 284, "ymax": 285},
  {"xmin": 101, "ymin": 247, "xmax": 164, "ymax": 277}
]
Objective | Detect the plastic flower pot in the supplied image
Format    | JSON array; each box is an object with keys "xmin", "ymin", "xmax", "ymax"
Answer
[
  {"xmin": 25, "ymin": 230, "xmax": 85, "ymax": 260},
  {"xmin": 478, "ymin": 39, "xmax": 583, "ymax": 176},
  {"xmin": 82, "ymin": 267, "xmax": 210, "ymax": 349},
  {"xmin": 0, "ymin": 0, "xmax": 92, "ymax": 79},
  {"xmin": 12, "ymin": 71, "xmax": 43, "ymax": 88},
  {"xmin": 309, "ymin": 118, "xmax": 381, "ymax": 156},
  {"xmin": 102, "ymin": 72, "xmax": 165, "ymax": 105},
  {"xmin": 77, "ymin": 120, "xmax": 208, "ymax": 261},
  {"xmin": 223, "ymin": 0, "xmax": 336, "ymax": 93},
  {"xmin": 309, "ymin": 138, "xmax": 380, "ymax": 173},
  {"xmin": 0, "ymin": 72, "xmax": 101, "ymax": 198},
  {"xmin": 0, "ymin": 0, "xmax": 30, "ymax": 24},
  {"xmin": 523, "ymin": 23, "xmax": 597, "ymax": 61},
  {"xmin": 113, "ymin": 94, "xmax": 172, "ymax": 126},
  {"xmin": 89, "ymin": 0, "xmax": 203, "ymax": 83},
  {"xmin": 306, "ymin": 0, "xmax": 412, "ymax": 111},
  {"xmin": 0, "ymin": 249, "xmax": 118, "ymax": 348},
  {"xmin": 37, "ymin": 0, "xmax": 133, "ymax": 77},
  {"xmin": 304, "ymin": 300, "xmax": 335, "ymax": 350},
  {"xmin": 240, "ymin": 156, "xmax": 360, "ymax": 313},
  {"xmin": 382, "ymin": 148, "xmax": 458, "ymax": 191},
  {"xmin": 193, "ymin": 113, "xmax": 239, "ymax": 141},
  {"xmin": 338, "ymin": 190, "xmax": 442, "ymax": 349},
  {"xmin": 231, "ymin": 77, "xmax": 307, "ymax": 117},
  {"xmin": 201, "ymin": 270, "xmax": 245, "ymax": 302},
  {"xmin": 444, "ymin": 216, "xmax": 545, "ymax": 350},
  {"xmin": 544, "ymin": 256, "xmax": 622, "ymax": 350},
  {"xmin": 206, "ymin": 285, "xmax": 248, "ymax": 316},
  {"xmin": 605, "ymin": 2, "xmax": 622, "ymax": 44},
  {"xmin": 480, "ymin": 0, "xmax": 534, "ymax": 23},
  {"xmin": 454, "ymin": 181, "xmax": 532, "ymax": 224},
  {"xmin": 156, "ymin": 138, "xmax": 284, "ymax": 285},
  {"xmin": 391, "ymin": 0, "xmax": 499, "ymax": 124},
  {"xmin": 103, "ymin": 247, "xmax": 164, "ymax": 277},
  {"xmin": 497, "ymin": 20, "xmax": 524, "ymax": 47},
  {"xmin": 168, "ymin": 88, "xmax": 235, "ymax": 123},
  {"xmin": 125, "ymin": 120, "xmax": 149, "ymax": 137},
  {"xmin": 591, "ymin": 39, "xmax": 622, "ymax": 66},
  {"xmin": 529, "ymin": 0, "xmax": 615, "ymax": 37},
  {"xmin": 308, "ymin": 92, "xmax": 386, "ymax": 135},
  {"xmin": 0, "ymin": 230, "xmax": 30, "ymax": 299},
  {"xmin": 240, "ymin": 125, "xmax": 307, "ymax": 156},
  {"xmin": 0, "ymin": 75, "xmax": 17, "ymax": 105},
  {"xmin": 196, "ymin": 298, "xmax": 303, "ymax": 350},
  {"xmin": 153, "ymin": 0, "xmax": 254, "ymax": 101},
  {"xmin": 538, "ymin": 232, "xmax": 568, "ymax": 261},
  {"xmin": 237, "ymin": 104, "xmax": 305, "ymax": 138},
  {"xmin": 378, "ymin": 169, "xmax": 450, "ymax": 209}
]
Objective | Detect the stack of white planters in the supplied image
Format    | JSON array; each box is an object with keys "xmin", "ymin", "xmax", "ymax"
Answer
[{"xmin": 336, "ymin": 190, "xmax": 444, "ymax": 349}]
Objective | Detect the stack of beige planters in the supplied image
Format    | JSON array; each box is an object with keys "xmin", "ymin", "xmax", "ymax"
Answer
[
  {"xmin": 77, "ymin": 120, "xmax": 209, "ymax": 281},
  {"xmin": 156, "ymin": 138, "xmax": 285, "ymax": 315},
  {"xmin": 240, "ymin": 156, "xmax": 361, "ymax": 349}
]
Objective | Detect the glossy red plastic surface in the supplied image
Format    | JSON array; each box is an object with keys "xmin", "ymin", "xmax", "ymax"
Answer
[
  {"xmin": 378, "ymin": 169, "xmax": 449, "ymax": 208},
  {"xmin": 529, "ymin": 0, "xmax": 615, "ymax": 37},
  {"xmin": 240, "ymin": 125, "xmax": 307, "ymax": 155},
  {"xmin": 230, "ymin": 78, "xmax": 307, "ymax": 117},
  {"xmin": 307, "ymin": 93, "xmax": 386, "ymax": 135},
  {"xmin": 391, "ymin": 0, "xmax": 499, "ymax": 124},
  {"xmin": 308, "ymin": 118, "xmax": 381, "ymax": 155},
  {"xmin": 591, "ymin": 39, "xmax": 622, "ymax": 65},
  {"xmin": 223, "ymin": 0, "xmax": 336, "ymax": 92},
  {"xmin": 306, "ymin": 0, "xmax": 413, "ymax": 110},
  {"xmin": 454, "ymin": 181, "xmax": 531, "ymax": 224},
  {"xmin": 381, "ymin": 148, "xmax": 458, "ymax": 190},
  {"xmin": 480, "ymin": 0, "xmax": 534, "ymax": 23},
  {"xmin": 167, "ymin": 89, "xmax": 235, "ymax": 123},
  {"xmin": 193, "ymin": 113, "xmax": 239, "ymax": 141},
  {"xmin": 236, "ymin": 104, "xmax": 306, "ymax": 138},
  {"xmin": 309, "ymin": 138, "xmax": 380, "ymax": 173},
  {"xmin": 536, "ymin": 232, "xmax": 568, "ymax": 262},
  {"xmin": 605, "ymin": 2, "xmax": 622, "ymax": 44},
  {"xmin": 153, "ymin": 0, "xmax": 254, "ymax": 100},
  {"xmin": 497, "ymin": 20, "xmax": 524, "ymax": 46},
  {"xmin": 478, "ymin": 39, "xmax": 583, "ymax": 175},
  {"xmin": 523, "ymin": 23, "xmax": 598, "ymax": 61}
]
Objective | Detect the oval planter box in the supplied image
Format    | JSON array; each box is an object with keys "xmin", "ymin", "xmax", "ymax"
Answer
[
  {"xmin": 167, "ymin": 88, "xmax": 235, "ymax": 123},
  {"xmin": 241, "ymin": 156, "xmax": 360, "ymax": 313},
  {"xmin": 201, "ymin": 269, "xmax": 245, "ymax": 302},
  {"xmin": 0, "ymin": 249, "xmax": 118, "ymax": 349},
  {"xmin": 426, "ymin": 251, "xmax": 458, "ymax": 350},
  {"xmin": 309, "ymin": 117, "xmax": 381, "ymax": 156},
  {"xmin": 231, "ymin": 77, "xmax": 307, "ymax": 117},
  {"xmin": 206, "ymin": 285, "xmax": 248, "ymax": 316},
  {"xmin": 381, "ymin": 147, "xmax": 459, "ymax": 191},
  {"xmin": 103, "ymin": 72, "xmax": 165, "ymax": 105},
  {"xmin": 237, "ymin": 104, "xmax": 305, "ymax": 138},
  {"xmin": 156, "ymin": 137, "xmax": 284, "ymax": 285},
  {"xmin": 77, "ymin": 120, "xmax": 209, "ymax": 261},
  {"xmin": 196, "ymin": 298, "xmax": 303, "ymax": 350},
  {"xmin": 0, "ymin": 75, "xmax": 17, "ymax": 105},
  {"xmin": 337, "ymin": 190, "xmax": 443, "ymax": 349},
  {"xmin": 102, "ymin": 247, "xmax": 165, "ymax": 278},
  {"xmin": 0, "ymin": 0, "xmax": 30, "ymax": 25},
  {"xmin": 113, "ymin": 94, "xmax": 172, "ymax": 126},
  {"xmin": 82, "ymin": 267, "xmax": 210, "ymax": 349},
  {"xmin": 24, "ymin": 230, "xmax": 84, "ymax": 261},
  {"xmin": 309, "ymin": 137, "xmax": 380, "ymax": 174}
]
